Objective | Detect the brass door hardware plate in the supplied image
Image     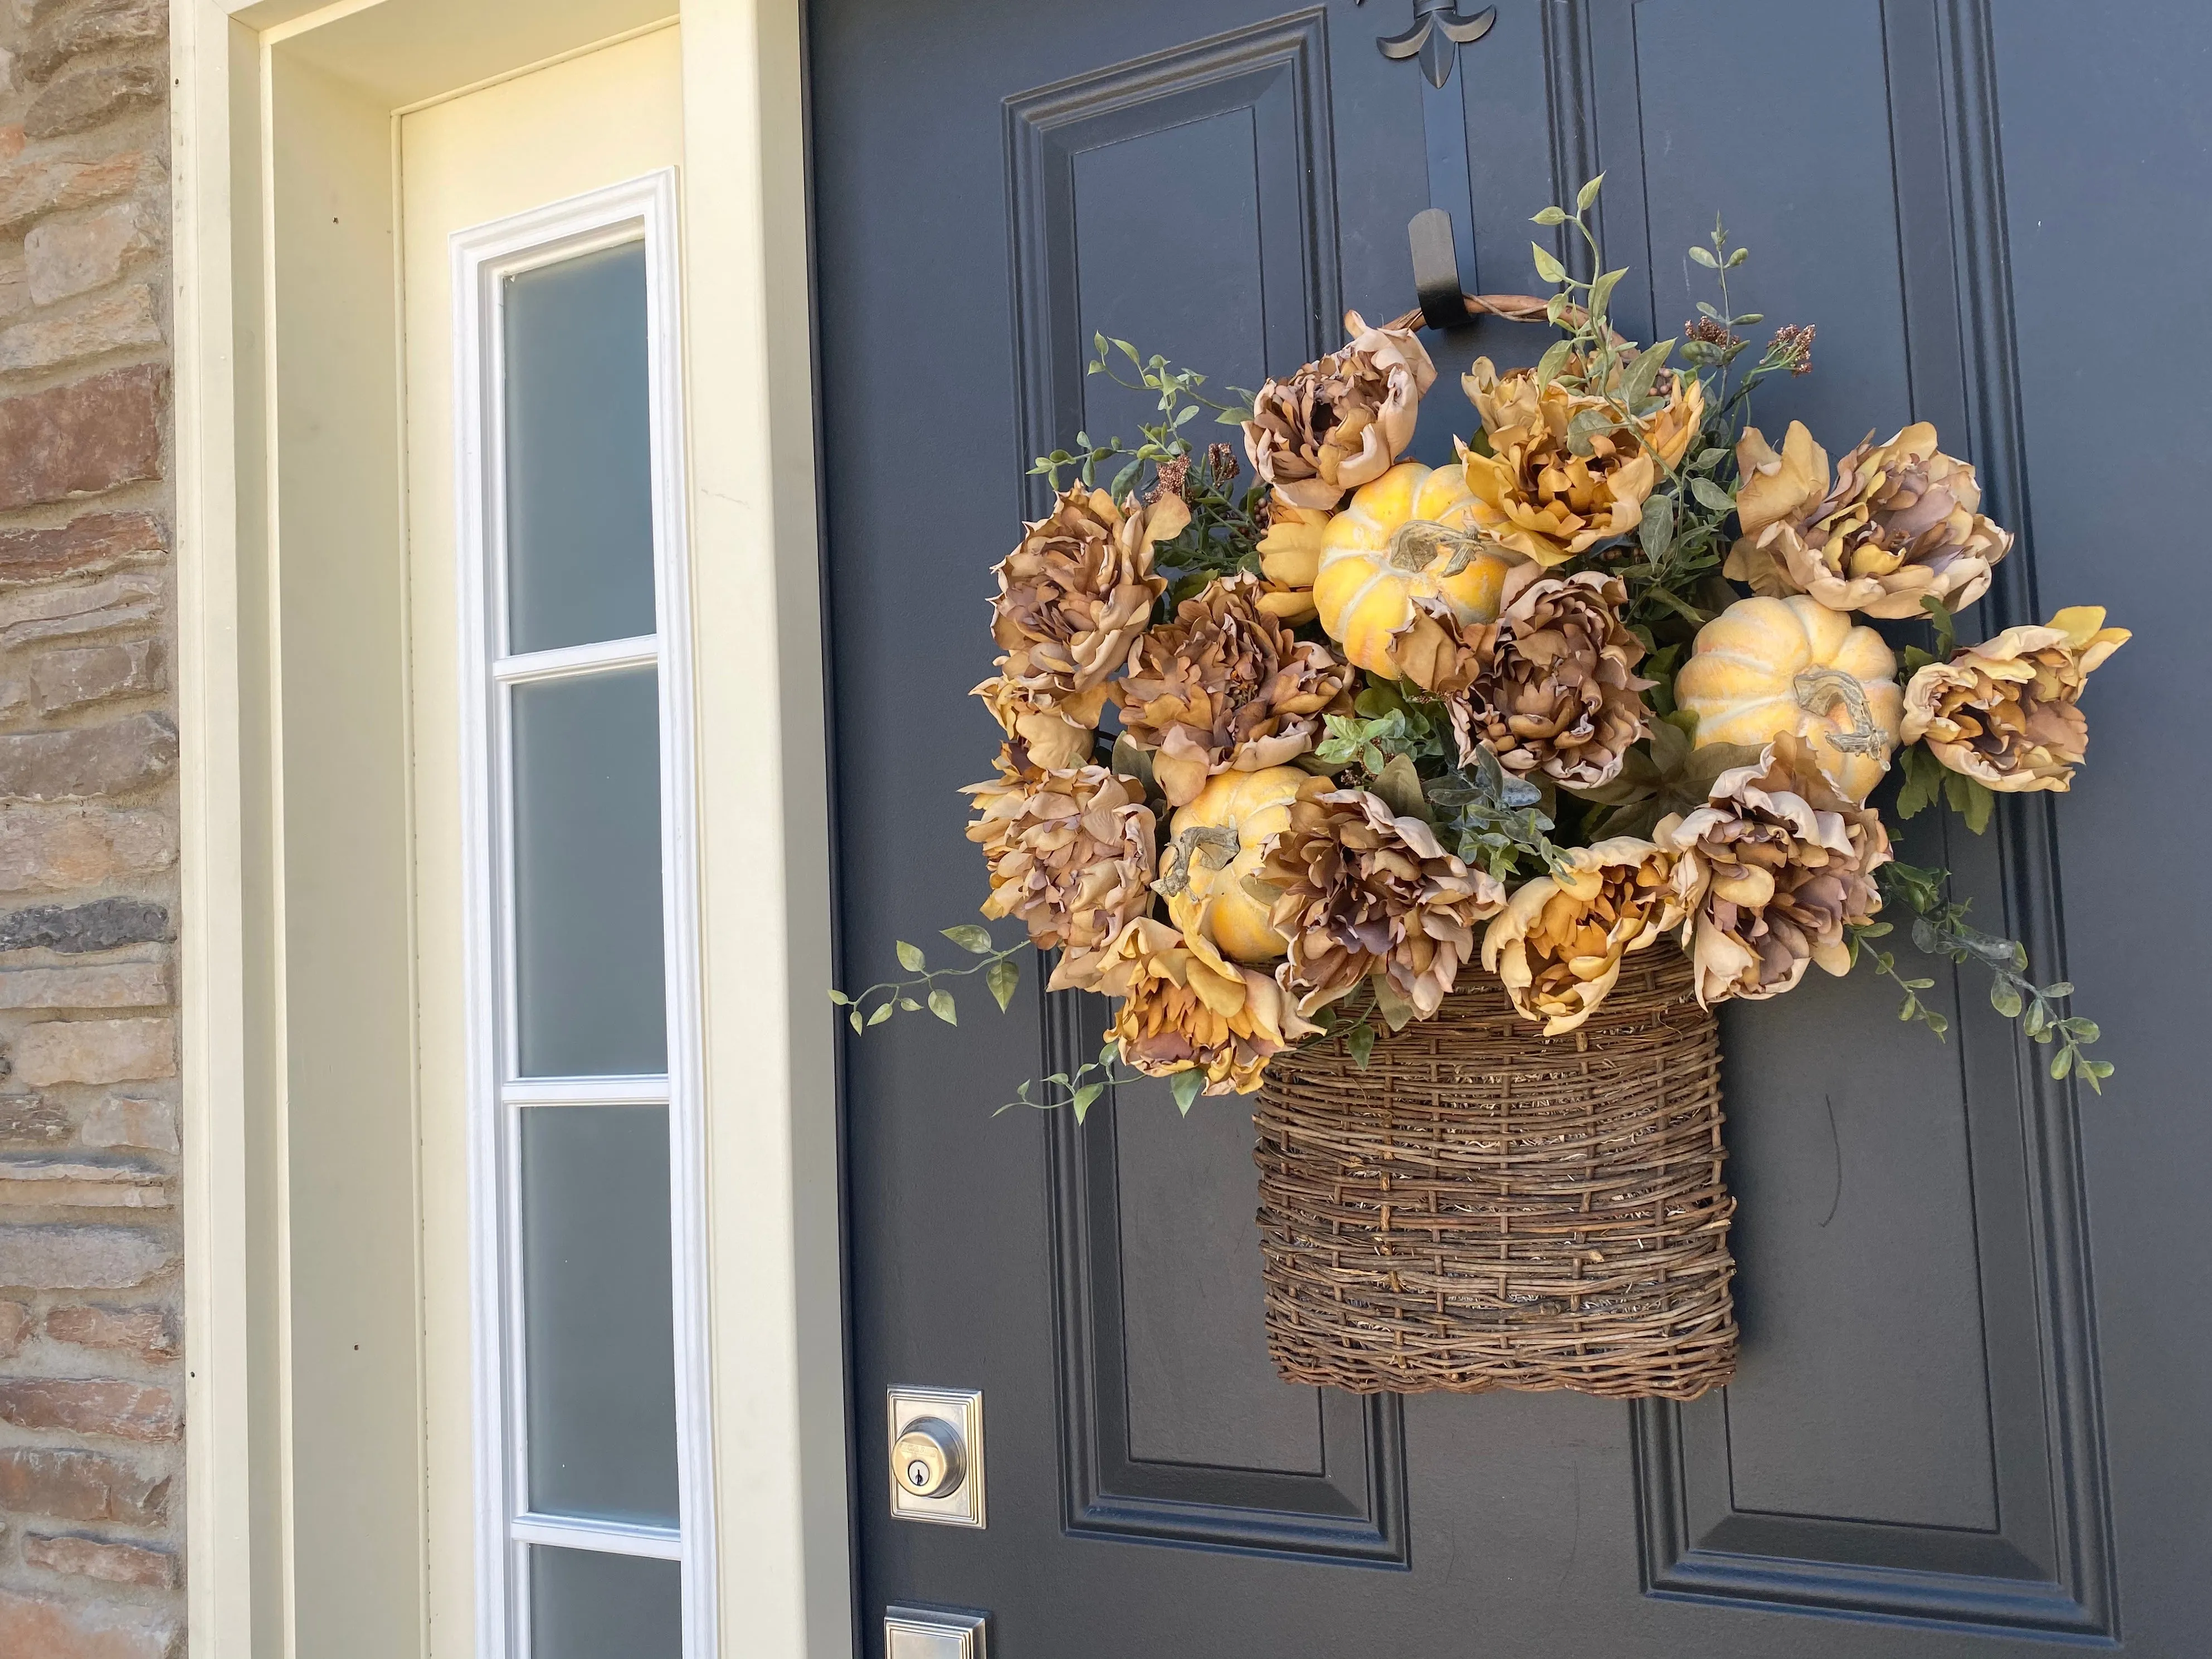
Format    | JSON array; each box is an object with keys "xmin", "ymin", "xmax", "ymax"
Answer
[
  {"xmin": 886, "ymin": 1386, "xmax": 985, "ymax": 1526},
  {"xmin": 885, "ymin": 1605, "xmax": 988, "ymax": 1658}
]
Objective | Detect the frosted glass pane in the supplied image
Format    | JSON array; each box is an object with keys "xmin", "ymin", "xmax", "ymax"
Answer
[
  {"xmin": 504, "ymin": 242, "xmax": 656, "ymax": 654},
  {"xmin": 529, "ymin": 1546, "xmax": 681, "ymax": 1659},
  {"xmin": 522, "ymin": 1106, "xmax": 679, "ymax": 1524},
  {"xmin": 511, "ymin": 667, "xmax": 665, "ymax": 1078}
]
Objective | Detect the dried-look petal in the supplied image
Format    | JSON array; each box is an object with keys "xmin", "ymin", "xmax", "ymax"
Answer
[
  {"xmin": 1399, "ymin": 565, "xmax": 1651, "ymax": 788},
  {"xmin": 1480, "ymin": 837, "xmax": 1690, "ymax": 1033},
  {"xmin": 1097, "ymin": 911, "xmax": 1315, "ymax": 1096},
  {"xmin": 1242, "ymin": 311, "xmax": 1437, "ymax": 511},
  {"xmin": 962, "ymin": 762, "xmax": 1158, "ymax": 991},
  {"xmin": 1901, "ymin": 606, "xmax": 2129, "ymax": 792},
  {"xmin": 1726, "ymin": 421, "xmax": 2013, "ymax": 619},
  {"xmin": 1259, "ymin": 789, "xmax": 1507, "ymax": 1019},
  {"xmin": 1456, "ymin": 355, "xmax": 1704, "ymax": 567},
  {"xmin": 971, "ymin": 674, "xmax": 1108, "ymax": 771},
  {"xmin": 1655, "ymin": 734, "xmax": 1891, "ymax": 1004},
  {"xmin": 1114, "ymin": 573, "xmax": 1352, "ymax": 807}
]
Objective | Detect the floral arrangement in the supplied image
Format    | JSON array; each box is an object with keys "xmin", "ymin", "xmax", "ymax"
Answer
[{"xmin": 834, "ymin": 179, "xmax": 2122, "ymax": 1114}]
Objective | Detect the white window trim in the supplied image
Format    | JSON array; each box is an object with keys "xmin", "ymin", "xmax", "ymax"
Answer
[{"xmin": 450, "ymin": 167, "xmax": 714, "ymax": 1659}]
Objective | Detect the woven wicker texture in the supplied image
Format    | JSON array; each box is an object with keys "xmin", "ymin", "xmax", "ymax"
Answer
[{"xmin": 1254, "ymin": 945, "xmax": 1736, "ymax": 1400}]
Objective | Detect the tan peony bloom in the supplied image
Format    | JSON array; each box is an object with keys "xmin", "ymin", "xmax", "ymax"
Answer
[
  {"xmin": 1253, "ymin": 502, "xmax": 1329, "ymax": 624},
  {"xmin": 1655, "ymin": 734, "xmax": 1891, "ymax": 1005},
  {"xmin": 1456, "ymin": 355, "xmax": 1704, "ymax": 567},
  {"xmin": 987, "ymin": 484, "xmax": 1182, "ymax": 690},
  {"xmin": 1481, "ymin": 837, "xmax": 1692, "ymax": 1034},
  {"xmin": 1114, "ymin": 573, "xmax": 1352, "ymax": 808},
  {"xmin": 1396, "ymin": 565, "xmax": 1651, "ymax": 788},
  {"xmin": 1242, "ymin": 311, "xmax": 1437, "ymax": 511},
  {"xmin": 971, "ymin": 672, "xmax": 1108, "ymax": 771},
  {"xmin": 1900, "ymin": 606, "xmax": 2130, "ymax": 792},
  {"xmin": 1259, "ymin": 789, "xmax": 1507, "ymax": 1021},
  {"xmin": 1096, "ymin": 911, "xmax": 1316, "ymax": 1096},
  {"xmin": 962, "ymin": 763, "xmax": 1158, "ymax": 992},
  {"xmin": 1726, "ymin": 421, "xmax": 2013, "ymax": 619}
]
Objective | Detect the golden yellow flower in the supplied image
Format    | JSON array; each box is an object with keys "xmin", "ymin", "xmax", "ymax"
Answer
[
  {"xmin": 1900, "ymin": 607, "xmax": 2130, "ymax": 792},
  {"xmin": 1455, "ymin": 355, "xmax": 1704, "ymax": 567},
  {"xmin": 962, "ymin": 763, "xmax": 1157, "ymax": 992},
  {"xmin": 1480, "ymin": 837, "xmax": 1693, "ymax": 1034},
  {"xmin": 1242, "ymin": 312, "xmax": 1436, "ymax": 511},
  {"xmin": 1095, "ymin": 910, "xmax": 1316, "ymax": 1096},
  {"xmin": 1253, "ymin": 502, "xmax": 1329, "ymax": 624},
  {"xmin": 1655, "ymin": 734, "xmax": 1890, "ymax": 1006},
  {"xmin": 1726, "ymin": 421, "xmax": 2013, "ymax": 619}
]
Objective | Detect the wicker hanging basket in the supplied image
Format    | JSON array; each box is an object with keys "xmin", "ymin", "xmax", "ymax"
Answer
[{"xmin": 1253, "ymin": 945, "xmax": 1736, "ymax": 1401}]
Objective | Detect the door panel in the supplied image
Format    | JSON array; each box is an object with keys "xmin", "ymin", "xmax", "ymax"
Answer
[{"xmin": 816, "ymin": 0, "xmax": 2203, "ymax": 1651}]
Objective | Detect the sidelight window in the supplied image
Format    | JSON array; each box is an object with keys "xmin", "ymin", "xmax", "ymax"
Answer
[{"xmin": 452, "ymin": 173, "xmax": 709, "ymax": 1659}]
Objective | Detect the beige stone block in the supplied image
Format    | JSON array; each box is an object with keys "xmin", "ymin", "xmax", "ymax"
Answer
[
  {"xmin": 0, "ymin": 569, "xmax": 163, "ymax": 646},
  {"xmin": 0, "ymin": 714, "xmax": 178, "ymax": 803},
  {"xmin": 0, "ymin": 284, "xmax": 162, "ymax": 374},
  {"xmin": 79, "ymin": 1094, "xmax": 172, "ymax": 1152},
  {"xmin": 0, "ymin": 1588, "xmax": 179, "ymax": 1659},
  {"xmin": 0, "ymin": 1223, "xmax": 174, "ymax": 1289},
  {"xmin": 0, "ymin": 1297, "xmax": 27, "ymax": 1357},
  {"xmin": 22, "ymin": 61, "xmax": 166, "ymax": 141},
  {"xmin": 31, "ymin": 637, "xmax": 164, "ymax": 715},
  {"xmin": 0, "ymin": 1155, "xmax": 168, "ymax": 1208},
  {"xmin": 23, "ymin": 1530, "xmax": 178, "ymax": 1589},
  {"xmin": 0, "ymin": 803, "xmax": 174, "ymax": 892},
  {"xmin": 0, "ymin": 958, "xmax": 168, "ymax": 1009},
  {"xmin": 25, "ymin": 199, "xmax": 159, "ymax": 305},
  {"xmin": 0, "ymin": 149, "xmax": 160, "ymax": 235},
  {"xmin": 13, "ymin": 1016, "xmax": 175, "ymax": 1086}
]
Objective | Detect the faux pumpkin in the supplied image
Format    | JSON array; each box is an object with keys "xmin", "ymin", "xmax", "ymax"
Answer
[
  {"xmin": 1163, "ymin": 765, "xmax": 1327, "ymax": 963},
  {"xmin": 1674, "ymin": 595, "xmax": 1902, "ymax": 802},
  {"xmin": 1312, "ymin": 460, "xmax": 1526, "ymax": 678}
]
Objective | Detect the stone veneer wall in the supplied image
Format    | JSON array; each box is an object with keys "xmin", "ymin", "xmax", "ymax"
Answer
[{"xmin": 0, "ymin": 0, "xmax": 186, "ymax": 1655}]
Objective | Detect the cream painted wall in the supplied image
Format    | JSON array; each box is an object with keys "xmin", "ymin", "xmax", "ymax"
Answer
[{"xmin": 397, "ymin": 26, "xmax": 688, "ymax": 1653}]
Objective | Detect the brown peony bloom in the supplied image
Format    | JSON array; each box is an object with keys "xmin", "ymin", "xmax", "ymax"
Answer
[
  {"xmin": 1241, "ymin": 311, "xmax": 1436, "ymax": 512},
  {"xmin": 1259, "ymin": 789, "xmax": 1507, "ymax": 1021},
  {"xmin": 1456, "ymin": 355, "xmax": 1704, "ymax": 567},
  {"xmin": 962, "ymin": 762, "xmax": 1158, "ymax": 992},
  {"xmin": 1900, "ymin": 606, "xmax": 2130, "ymax": 792},
  {"xmin": 987, "ymin": 484, "xmax": 1182, "ymax": 689},
  {"xmin": 1114, "ymin": 573, "xmax": 1352, "ymax": 808},
  {"xmin": 1481, "ymin": 837, "xmax": 1692, "ymax": 1033},
  {"xmin": 1396, "ymin": 565, "xmax": 1651, "ymax": 789},
  {"xmin": 1726, "ymin": 421, "xmax": 2013, "ymax": 619},
  {"xmin": 1655, "ymin": 734, "xmax": 1891, "ymax": 1005},
  {"xmin": 1096, "ymin": 911, "xmax": 1315, "ymax": 1096}
]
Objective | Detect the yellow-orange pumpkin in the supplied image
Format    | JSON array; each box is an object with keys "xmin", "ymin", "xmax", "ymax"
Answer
[
  {"xmin": 1674, "ymin": 596, "xmax": 1902, "ymax": 802},
  {"xmin": 1312, "ymin": 461, "xmax": 1526, "ymax": 677},
  {"xmin": 1165, "ymin": 766, "xmax": 1325, "ymax": 963}
]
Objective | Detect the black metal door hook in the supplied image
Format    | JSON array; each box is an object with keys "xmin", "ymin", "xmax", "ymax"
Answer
[{"xmin": 1410, "ymin": 208, "xmax": 1466, "ymax": 331}]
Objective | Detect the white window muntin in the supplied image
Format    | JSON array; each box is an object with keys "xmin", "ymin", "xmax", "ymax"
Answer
[{"xmin": 451, "ymin": 168, "xmax": 711, "ymax": 1659}]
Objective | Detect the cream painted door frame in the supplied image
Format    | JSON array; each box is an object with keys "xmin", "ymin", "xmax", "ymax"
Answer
[{"xmin": 168, "ymin": 2, "xmax": 849, "ymax": 1655}]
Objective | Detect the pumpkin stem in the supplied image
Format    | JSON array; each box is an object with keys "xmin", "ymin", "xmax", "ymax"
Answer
[
  {"xmin": 1385, "ymin": 519, "xmax": 1492, "ymax": 575},
  {"xmin": 1153, "ymin": 825, "xmax": 1243, "ymax": 898},
  {"xmin": 1792, "ymin": 666, "xmax": 1887, "ymax": 755}
]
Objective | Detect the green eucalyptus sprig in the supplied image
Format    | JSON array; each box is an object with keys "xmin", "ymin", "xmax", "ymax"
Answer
[
  {"xmin": 1849, "ymin": 861, "xmax": 2110, "ymax": 1091},
  {"xmin": 830, "ymin": 926, "xmax": 1025, "ymax": 1032},
  {"xmin": 998, "ymin": 1038, "xmax": 1161, "ymax": 1121}
]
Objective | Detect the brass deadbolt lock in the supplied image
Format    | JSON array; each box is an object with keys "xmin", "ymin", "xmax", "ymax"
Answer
[
  {"xmin": 886, "ymin": 1386, "xmax": 986, "ymax": 1526},
  {"xmin": 892, "ymin": 1417, "xmax": 966, "ymax": 1499}
]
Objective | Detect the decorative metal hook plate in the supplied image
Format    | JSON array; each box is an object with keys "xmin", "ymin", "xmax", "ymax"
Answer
[{"xmin": 1358, "ymin": 0, "xmax": 1497, "ymax": 90}]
